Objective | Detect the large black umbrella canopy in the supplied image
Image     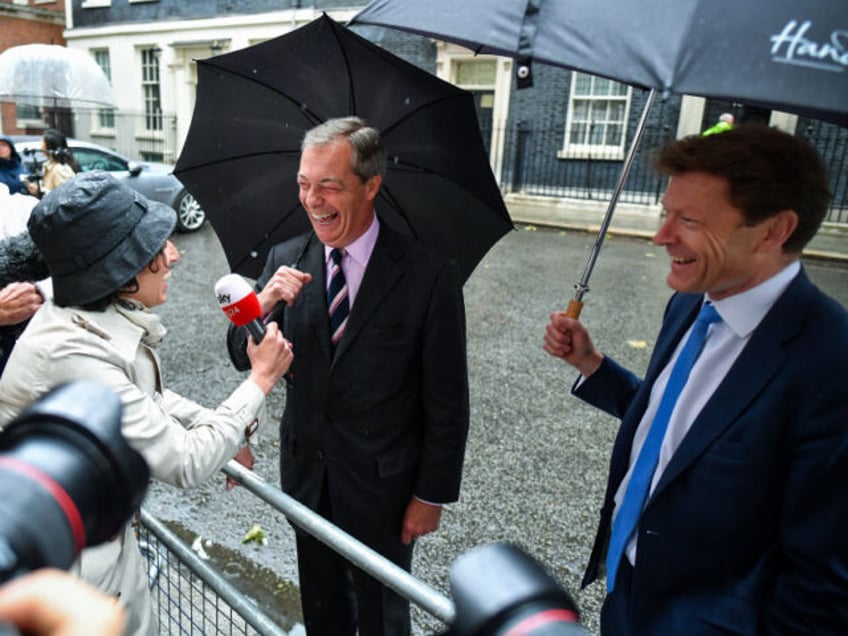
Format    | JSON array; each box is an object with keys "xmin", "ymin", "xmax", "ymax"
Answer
[
  {"xmin": 353, "ymin": 0, "xmax": 847, "ymax": 127},
  {"xmin": 174, "ymin": 14, "xmax": 512, "ymax": 282},
  {"xmin": 352, "ymin": 0, "xmax": 847, "ymax": 315}
]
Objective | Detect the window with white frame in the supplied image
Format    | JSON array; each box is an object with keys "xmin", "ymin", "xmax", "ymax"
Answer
[
  {"xmin": 93, "ymin": 49, "xmax": 115, "ymax": 132},
  {"xmin": 141, "ymin": 48, "xmax": 163, "ymax": 132},
  {"xmin": 561, "ymin": 72, "xmax": 631, "ymax": 160},
  {"xmin": 16, "ymin": 103, "xmax": 42, "ymax": 126}
]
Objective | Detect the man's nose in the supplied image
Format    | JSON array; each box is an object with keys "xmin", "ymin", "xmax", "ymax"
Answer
[
  {"xmin": 653, "ymin": 216, "xmax": 674, "ymax": 246},
  {"xmin": 302, "ymin": 186, "xmax": 322, "ymax": 208}
]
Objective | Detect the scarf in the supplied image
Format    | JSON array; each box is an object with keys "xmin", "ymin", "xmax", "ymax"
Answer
[{"xmin": 113, "ymin": 298, "xmax": 167, "ymax": 348}]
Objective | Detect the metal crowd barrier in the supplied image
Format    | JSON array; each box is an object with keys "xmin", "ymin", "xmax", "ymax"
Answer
[
  {"xmin": 137, "ymin": 460, "xmax": 455, "ymax": 634},
  {"xmin": 138, "ymin": 509, "xmax": 289, "ymax": 636}
]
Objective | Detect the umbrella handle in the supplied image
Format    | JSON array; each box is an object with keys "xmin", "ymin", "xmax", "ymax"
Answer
[{"xmin": 565, "ymin": 299, "xmax": 583, "ymax": 319}]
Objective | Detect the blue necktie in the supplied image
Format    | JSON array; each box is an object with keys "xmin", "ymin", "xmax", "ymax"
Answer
[
  {"xmin": 606, "ymin": 302, "xmax": 721, "ymax": 592},
  {"xmin": 327, "ymin": 248, "xmax": 349, "ymax": 352}
]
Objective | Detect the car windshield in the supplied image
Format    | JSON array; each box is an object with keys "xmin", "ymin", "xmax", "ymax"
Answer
[{"xmin": 71, "ymin": 147, "xmax": 129, "ymax": 172}]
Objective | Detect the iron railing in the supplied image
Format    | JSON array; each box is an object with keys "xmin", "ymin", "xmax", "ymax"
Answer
[
  {"xmin": 136, "ymin": 461, "xmax": 455, "ymax": 635},
  {"xmin": 8, "ymin": 103, "xmax": 845, "ymax": 224},
  {"xmin": 138, "ymin": 510, "xmax": 289, "ymax": 636}
]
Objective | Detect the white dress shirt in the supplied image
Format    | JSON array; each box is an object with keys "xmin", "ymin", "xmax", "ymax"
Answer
[{"xmin": 612, "ymin": 260, "xmax": 801, "ymax": 565}]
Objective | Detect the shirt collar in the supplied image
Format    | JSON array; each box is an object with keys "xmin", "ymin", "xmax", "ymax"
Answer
[
  {"xmin": 324, "ymin": 212, "xmax": 380, "ymax": 268},
  {"xmin": 708, "ymin": 260, "xmax": 801, "ymax": 338}
]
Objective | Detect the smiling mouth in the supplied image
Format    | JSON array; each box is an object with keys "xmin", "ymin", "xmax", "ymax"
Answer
[
  {"xmin": 672, "ymin": 257, "xmax": 695, "ymax": 265},
  {"xmin": 311, "ymin": 211, "xmax": 338, "ymax": 225}
]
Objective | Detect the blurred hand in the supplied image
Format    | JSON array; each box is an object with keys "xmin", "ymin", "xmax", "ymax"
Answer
[
  {"xmin": 257, "ymin": 266, "xmax": 313, "ymax": 314},
  {"xmin": 543, "ymin": 311, "xmax": 604, "ymax": 377},
  {"xmin": 247, "ymin": 322, "xmax": 294, "ymax": 394},
  {"xmin": 0, "ymin": 568, "xmax": 125, "ymax": 636},
  {"xmin": 0, "ymin": 282, "xmax": 43, "ymax": 326},
  {"xmin": 401, "ymin": 498, "xmax": 442, "ymax": 545},
  {"xmin": 227, "ymin": 445, "xmax": 255, "ymax": 491}
]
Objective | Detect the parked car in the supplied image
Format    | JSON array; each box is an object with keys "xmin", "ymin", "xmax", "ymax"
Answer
[{"xmin": 12, "ymin": 135, "xmax": 206, "ymax": 233}]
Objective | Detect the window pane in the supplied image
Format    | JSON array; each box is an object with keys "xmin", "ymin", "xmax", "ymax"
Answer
[
  {"xmin": 573, "ymin": 73, "xmax": 592, "ymax": 96},
  {"xmin": 605, "ymin": 124, "xmax": 623, "ymax": 146},
  {"xmin": 612, "ymin": 81, "xmax": 629, "ymax": 96},
  {"xmin": 455, "ymin": 59, "xmax": 496, "ymax": 85},
  {"xmin": 588, "ymin": 124, "xmax": 604, "ymax": 145},
  {"xmin": 93, "ymin": 49, "xmax": 114, "ymax": 129},
  {"xmin": 573, "ymin": 101, "xmax": 589, "ymax": 120},
  {"xmin": 570, "ymin": 122, "xmax": 587, "ymax": 144},
  {"xmin": 591, "ymin": 101, "xmax": 608, "ymax": 121},
  {"xmin": 594, "ymin": 78, "xmax": 611, "ymax": 95},
  {"xmin": 17, "ymin": 103, "xmax": 40, "ymax": 120},
  {"xmin": 609, "ymin": 101, "xmax": 625, "ymax": 120},
  {"xmin": 141, "ymin": 48, "xmax": 162, "ymax": 131}
]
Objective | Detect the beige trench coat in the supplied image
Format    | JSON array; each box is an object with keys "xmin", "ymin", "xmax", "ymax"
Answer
[{"xmin": 0, "ymin": 300, "xmax": 267, "ymax": 635}]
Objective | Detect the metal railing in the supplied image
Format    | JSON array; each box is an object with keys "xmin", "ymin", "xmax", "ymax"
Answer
[
  {"xmin": 138, "ymin": 510, "xmax": 289, "ymax": 636},
  {"xmin": 137, "ymin": 460, "xmax": 455, "ymax": 634},
  {"xmin": 13, "ymin": 103, "xmax": 844, "ymax": 225}
]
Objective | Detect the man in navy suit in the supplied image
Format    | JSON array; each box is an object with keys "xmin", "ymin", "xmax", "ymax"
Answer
[
  {"xmin": 544, "ymin": 125, "xmax": 848, "ymax": 634},
  {"xmin": 227, "ymin": 117, "xmax": 469, "ymax": 635}
]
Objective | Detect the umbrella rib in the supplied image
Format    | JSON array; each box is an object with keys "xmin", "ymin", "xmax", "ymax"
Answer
[
  {"xmin": 328, "ymin": 18, "xmax": 359, "ymax": 114},
  {"xmin": 176, "ymin": 149, "xmax": 301, "ymax": 173},
  {"xmin": 376, "ymin": 186, "xmax": 416, "ymax": 238},
  {"xmin": 234, "ymin": 200, "xmax": 305, "ymax": 272},
  {"xmin": 378, "ymin": 93, "xmax": 468, "ymax": 138}
]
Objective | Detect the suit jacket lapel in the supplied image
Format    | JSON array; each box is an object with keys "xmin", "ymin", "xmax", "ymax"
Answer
[
  {"xmin": 651, "ymin": 272, "xmax": 812, "ymax": 500},
  {"xmin": 299, "ymin": 237, "xmax": 333, "ymax": 363},
  {"xmin": 331, "ymin": 224, "xmax": 405, "ymax": 362}
]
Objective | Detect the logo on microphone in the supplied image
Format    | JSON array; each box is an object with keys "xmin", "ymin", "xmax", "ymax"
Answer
[{"xmin": 217, "ymin": 292, "xmax": 232, "ymax": 305}]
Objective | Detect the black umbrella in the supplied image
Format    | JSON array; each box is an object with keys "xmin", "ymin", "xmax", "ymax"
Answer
[
  {"xmin": 352, "ymin": 0, "xmax": 847, "ymax": 315},
  {"xmin": 174, "ymin": 14, "xmax": 512, "ymax": 283}
]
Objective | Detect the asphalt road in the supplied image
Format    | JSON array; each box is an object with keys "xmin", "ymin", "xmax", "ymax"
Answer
[{"xmin": 146, "ymin": 221, "xmax": 848, "ymax": 635}]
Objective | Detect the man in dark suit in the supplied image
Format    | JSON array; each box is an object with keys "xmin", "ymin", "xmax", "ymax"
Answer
[
  {"xmin": 227, "ymin": 116, "xmax": 469, "ymax": 636},
  {"xmin": 544, "ymin": 125, "xmax": 848, "ymax": 634}
]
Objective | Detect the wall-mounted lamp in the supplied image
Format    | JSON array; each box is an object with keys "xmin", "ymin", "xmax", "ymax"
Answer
[
  {"xmin": 210, "ymin": 40, "xmax": 223, "ymax": 55},
  {"xmin": 151, "ymin": 46, "xmax": 163, "ymax": 61}
]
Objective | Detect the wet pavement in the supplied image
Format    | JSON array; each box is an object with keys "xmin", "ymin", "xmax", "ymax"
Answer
[{"xmin": 147, "ymin": 220, "xmax": 848, "ymax": 635}]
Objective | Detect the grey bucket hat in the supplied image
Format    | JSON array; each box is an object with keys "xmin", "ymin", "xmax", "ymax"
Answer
[{"xmin": 28, "ymin": 170, "xmax": 177, "ymax": 306}]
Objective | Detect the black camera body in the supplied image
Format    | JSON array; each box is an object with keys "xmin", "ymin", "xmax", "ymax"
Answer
[
  {"xmin": 446, "ymin": 543, "xmax": 591, "ymax": 636},
  {"xmin": 0, "ymin": 381, "xmax": 150, "ymax": 583}
]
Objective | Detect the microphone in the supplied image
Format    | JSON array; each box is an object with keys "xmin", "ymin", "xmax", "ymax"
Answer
[{"xmin": 215, "ymin": 274, "xmax": 265, "ymax": 343}]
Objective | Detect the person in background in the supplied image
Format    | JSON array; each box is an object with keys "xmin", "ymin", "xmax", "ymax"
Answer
[
  {"xmin": 0, "ymin": 171, "xmax": 294, "ymax": 635},
  {"xmin": 0, "ymin": 183, "xmax": 47, "ymax": 374},
  {"xmin": 227, "ymin": 116, "xmax": 470, "ymax": 636},
  {"xmin": 701, "ymin": 112, "xmax": 734, "ymax": 136},
  {"xmin": 26, "ymin": 128, "xmax": 79, "ymax": 198},
  {"xmin": 543, "ymin": 125, "xmax": 848, "ymax": 634},
  {"xmin": 0, "ymin": 135, "xmax": 29, "ymax": 196}
]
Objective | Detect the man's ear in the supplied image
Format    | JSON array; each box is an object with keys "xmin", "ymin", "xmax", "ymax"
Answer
[
  {"xmin": 758, "ymin": 209, "xmax": 799, "ymax": 253},
  {"xmin": 364, "ymin": 174, "xmax": 382, "ymax": 202}
]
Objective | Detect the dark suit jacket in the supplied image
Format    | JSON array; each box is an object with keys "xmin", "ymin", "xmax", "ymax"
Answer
[
  {"xmin": 575, "ymin": 268, "xmax": 848, "ymax": 634},
  {"xmin": 228, "ymin": 222, "xmax": 469, "ymax": 547}
]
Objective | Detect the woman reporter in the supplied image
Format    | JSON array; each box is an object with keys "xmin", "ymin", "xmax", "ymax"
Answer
[{"xmin": 0, "ymin": 171, "xmax": 293, "ymax": 635}]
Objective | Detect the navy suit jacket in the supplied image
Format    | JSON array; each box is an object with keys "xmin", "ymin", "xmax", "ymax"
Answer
[
  {"xmin": 575, "ymin": 268, "xmax": 848, "ymax": 634},
  {"xmin": 228, "ymin": 222, "xmax": 469, "ymax": 548}
]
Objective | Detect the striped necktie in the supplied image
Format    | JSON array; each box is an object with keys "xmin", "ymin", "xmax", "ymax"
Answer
[
  {"xmin": 605, "ymin": 302, "xmax": 722, "ymax": 592},
  {"xmin": 327, "ymin": 248, "xmax": 349, "ymax": 352}
]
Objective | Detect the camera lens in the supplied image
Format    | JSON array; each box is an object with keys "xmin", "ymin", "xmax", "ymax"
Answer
[{"xmin": 0, "ymin": 381, "xmax": 149, "ymax": 582}]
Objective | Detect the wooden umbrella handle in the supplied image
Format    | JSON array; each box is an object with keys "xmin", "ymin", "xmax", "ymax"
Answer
[
  {"xmin": 565, "ymin": 298, "xmax": 583, "ymax": 320},
  {"xmin": 565, "ymin": 298, "xmax": 583, "ymax": 319}
]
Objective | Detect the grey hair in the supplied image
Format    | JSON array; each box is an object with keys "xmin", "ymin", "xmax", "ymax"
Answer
[{"xmin": 302, "ymin": 116, "xmax": 386, "ymax": 182}]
